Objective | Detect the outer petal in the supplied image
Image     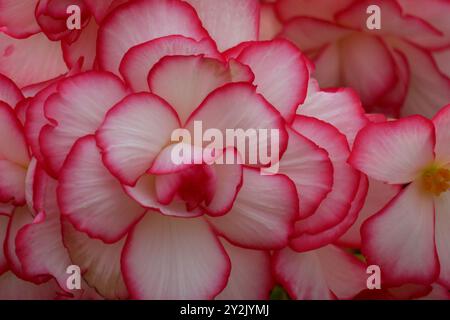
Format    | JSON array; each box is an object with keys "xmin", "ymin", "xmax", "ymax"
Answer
[
  {"xmin": 122, "ymin": 213, "xmax": 231, "ymax": 299},
  {"xmin": 215, "ymin": 238, "xmax": 273, "ymax": 300},
  {"xmin": 40, "ymin": 72, "xmax": 128, "ymax": 176},
  {"xmin": 58, "ymin": 136, "xmax": 145, "ymax": 243},
  {"xmin": 299, "ymin": 87, "xmax": 369, "ymax": 145},
  {"xmin": 62, "ymin": 220, "xmax": 128, "ymax": 299},
  {"xmin": 0, "ymin": 32, "xmax": 68, "ymax": 88},
  {"xmin": 0, "ymin": 0, "xmax": 40, "ymax": 38},
  {"xmin": 290, "ymin": 174, "xmax": 368, "ymax": 252},
  {"xmin": 16, "ymin": 211, "xmax": 72, "ymax": 291},
  {"xmin": 291, "ymin": 116, "xmax": 360, "ymax": 234},
  {"xmin": 207, "ymin": 167, "xmax": 298, "ymax": 249},
  {"xmin": 433, "ymin": 104, "xmax": 450, "ymax": 164},
  {"xmin": 338, "ymin": 178, "xmax": 401, "ymax": 248},
  {"xmin": 279, "ymin": 127, "xmax": 333, "ymax": 218},
  {"xmin": 361, "ymin": 181, "xmax": 439, "ymax": 286},
  {"xmin": 97, "ymin": 0, "xmax": 209, "ymax": 74},
  {"xmin": 237, "ymin": 40, "xmax": 309, "ymax": 122},
  {"xmin": 273, "ymin": 245, "xmax": 367, "ymax": 300},
  {"xmin": 120, "ymin": 35, "xmax": 220, "ymax": 92},
  {"xmin": 349, "ymin": 116, "xmax": 435, "ymax": 184},
  {"xmin": 184, "ymin": 0, "xmax": 259, "ymax": 52},
  {"xmin": 148, "ymin": 55, "xmax": 250, "ymax": 124},
  {"xmin": 96, "ymin": 93, "xmax": 181, "ymax": 186}
]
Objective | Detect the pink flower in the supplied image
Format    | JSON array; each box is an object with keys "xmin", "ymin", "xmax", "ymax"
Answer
[
  {"xmin": 273, "ymin": 0, "xmax": 450, "ymax": 118},
  {"xmin": 349, "ymin": 104, "xmax": 450, "ymax": 287},
  {"xmin": 9, "ymin": 0, "xmax": 363, "ymax": 300}
]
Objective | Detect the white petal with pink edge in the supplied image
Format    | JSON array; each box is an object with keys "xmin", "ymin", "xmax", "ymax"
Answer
[
  {"xmin": 290, "ymin": 174, "xmax": 368, "ymax": 252},
  {"xmin": 207, "ymin": 167, "xmax": 298, "ymax": 250},
  {"xmin": 185, "ymin": 83, "xmax": 288, "ymax": 164},
  {"xmin": 97, "ymin": 0, "xmax": 209, "ymax": 74},
  {"xmin": 298, "ymin": 88, "xmax": 369, "ymax": 145},
  {"xmin": 148, "ymin": 56, "xmax": 250, "ymax": 124},
  {"xmin": 237, "ymin": 40, "xmax": 309, "ymax": 122},
  {"xmin": 338, "ymin": 178, "xmax": 401, "ymax": 248},
  {"xmin": 120, "ymin": 35, "xmax": 220, "ymax": 93},
  {"xmin": 16, "ymin": 211, "xmax": 73, "ymax": 292},
  {"xmin": 58, "ymin": 136, "xmax": 145, "ymax": 243},
  {"xmin": 361, "ymin": 181, "xmax": 438, "ymax": 286},
  {"xmin": 40, "ymin": 72, "xmax": 128, "ymax": 176},
  {"xmin": 349, "ymin": 116, "xmax": 435, "ymax": 184},
  {"xmin": 63, "ymin": 220, "xmax": 128, "ymax": 299},
  {"xmin": 184, "ymin": 0, "xmax": 259, "ymax": 52},
  {"xmin": 96, "ymin": 92, "xmax": 181, "ymax": 186},
  {"xmin": 278, "ymin": 127, "xmax": 333, "ymax": 219},
  {"xmin": 122, "ymin": 213, "xmax": 230, "ymax": 299},
  {"xmin": 292, "ymin": 116, "xmax": 359, "ymax": 234},
  {"xmin": 215, "ymin": 238, "xmax": 273, "ymax": 300}
]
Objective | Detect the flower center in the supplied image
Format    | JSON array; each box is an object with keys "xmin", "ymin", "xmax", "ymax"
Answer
[{"xmin": 422, "ymin": 166, "xmax": 450, "ymax": 196}]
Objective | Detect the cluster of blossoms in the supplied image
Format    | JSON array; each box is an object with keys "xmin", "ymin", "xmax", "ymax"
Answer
[{"xmin": 0, "ymin": 0, "xmax": 449, "ymax": 300}]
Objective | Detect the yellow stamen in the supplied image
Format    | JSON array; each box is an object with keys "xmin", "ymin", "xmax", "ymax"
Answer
[{"xmin": 422, "ymin": 166, "xmax": 450, "ymax": 196}]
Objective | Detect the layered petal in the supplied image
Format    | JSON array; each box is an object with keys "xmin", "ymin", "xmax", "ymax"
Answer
[
  {"xmin": 120, "ymin": 35, "xmax": 220, "ymax": 92},
  {"xmin": 122, "ymin": 213, "xmax": 230, "ymax": 299},
  {"xmin": 97, "ymin": 0, "xmax": 209, "ymax": 74},
  {"xmin": 207, "ymin": 167, "xmax": 298, "ymax": 249},
  {"xmin": 96, "ymin": 93, "xmax": 181, "ymax": 186},
  {"xmin": 58, "ymin": 136, "xmax": 145, "ymax": 243},
  {"xmin": 349, "ymin": 116, "xmax": 435, "ymax": 184},
  {"xmin": 338, "ymin": 178, "xmax": 401, "ymax": 248},
  {"xmin": 278, "ymin": 127, "xmax": 333, "ymax": 218},
  {"xmin": 40, "ymin": 72, "xmax": 128, "ymax": 176},
  {"xmin": 184, "ymin": 0, "xmax": 259, "ymax": 52},
  {"xmin": 216, "ymin": 238, "xmax": 273, "ymax": 300},
  {"xmin": 291, "ymin": 116, "xmax": 359, "ymax": 234},
  {"xmin": 361, "ymin": 181, "xmax": 438, "ymax": 286},
  {"xmin": 237, "ymin": 40, "xmax": 309, "ymax": 122},
  {"xmin": 148, "ymin": 55, "xmax": 251, "ymax": 124},
  {"xmin": 62, "ymin": 220, "xmax": 128, "ymax": 299}
]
